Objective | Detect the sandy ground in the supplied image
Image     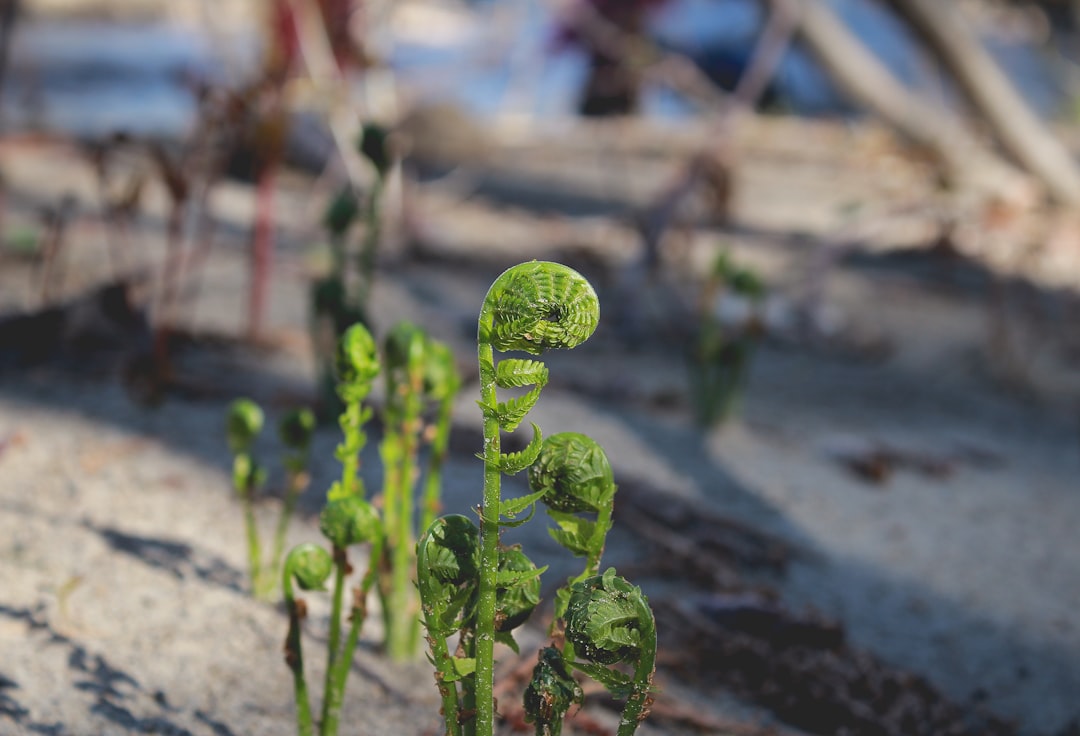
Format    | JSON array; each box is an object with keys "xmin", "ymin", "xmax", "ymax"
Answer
[{"xmin": 1, "ymin": 112, "xmax": 1080, "ymax": 736}]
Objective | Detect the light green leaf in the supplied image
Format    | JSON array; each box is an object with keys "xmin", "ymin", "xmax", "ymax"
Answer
[{"xmin": 498, "ymin": 423, "xmax": 543, "ymax": 475}]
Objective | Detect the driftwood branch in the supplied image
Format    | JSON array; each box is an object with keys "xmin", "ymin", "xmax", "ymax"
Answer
[
  {"xmin": 881, "ymin": 0, "xmax": 1080, "ymax": 206},
  {"xmin": 769, "ymin": 0, "xmax": 1036, "ymax": 203}
]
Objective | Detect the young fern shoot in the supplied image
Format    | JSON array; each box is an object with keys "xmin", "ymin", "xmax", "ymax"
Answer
[
  {"xmin": 270, "ymin": 408, "xmax": 316, "ymax": 596},
  {"xmin": 564, "ymin": 569, "xmax": 656, "ymax": 736},
  {"xmin": 283, "ymin": 543, "xmax": 333, "ymax": 736},
  {"xmin": 528, "ymin": 432, "xmax": 617, "ymax": 625},
  {"xmin": 473, "ymin": 261, "xmax": 600, "ymax": 734},
  {"xmin": 522, "ymin": 432, "xmax": 618, "ymax": 735},
  {"xmin": 279, "ymin": 323, "xmax": 385, "ymax": 736},
  {"xmin": 417, "ymin": 261, "xmax": 656, "ymax": 736},
  {"xmin": 320, "ymin": 324, "xmax": 381, "ymax": 733},
  {"xmin": 416, "ymin": 516, "xmax": 544, "ymax": 736},
  {"xmin": 226, "ymin": 398, "xmax": 267, "ymax": 596},
  {"xmin": 379, "ymin": 322, "xmax": 430, "ymax": 659}
]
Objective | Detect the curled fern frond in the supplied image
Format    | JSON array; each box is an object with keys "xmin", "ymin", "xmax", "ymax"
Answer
[
  {"xmin": 283, "ymin": 543, "xmax": 334, "ymax": 595},
  {"xmin": 383, "ymin": 321, "xmax": 427, "ymax": 376},
  {"xmin": 226, "ymin": 398, "xmax": 264, "ymax": 455},
  {"xmin": 529, "ymin": 432, "xmax": 615, "ymax": 514},
  {"xmin": 481, "ymin": 261, "xmax": 600, "ymax": 355},
  {"xmin": 495, "ymin": 547, "xmax": 543, "ymax": 632},
  {"xmin": 319, "ymin": 495, "xmax": 382, "ymax": 548},
  {"xmin": 423, "ymin": 340, "xmax": 461, "ymax": 402},
  {"xmin": 565, "ymin": 569, "xmax": 650, "ymax": 666},
  {"xmin": 279, "ymin": 408, "xmax": 316, "ymax": 453},
  {"xmin": 335, "ymin": 323, "xmax": 380, "ymax": 401},
  {"xmin": 468, "ymin": 261, "xmax": 601, "ymax": 736},
  {"xmin": 419, "ymin": 515, "xmax": 480, "ymax": 588},
  {"xmin": 524, "ymin": 647, "xmax": 583, "ymax": 736},
  {"xmin": 564, "ymin": 569, "xmax": 656, "ymax": 736}
]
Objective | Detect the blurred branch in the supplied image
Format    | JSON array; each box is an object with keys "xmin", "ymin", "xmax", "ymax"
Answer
[
  {"xmin": 287, "ymin": 0, "xmax": 369, "ymax": 189},
  {"xmin": 549, "ymin": 0, "xmax": 731, "ymax": 111},
  {"xmin": 879, "ymin": 0, "xmax": 1080, "ymax": 206},
  {"xmin": 770, "ymin": 0, "xmax": 1036, "ymax": 203},
  {"xmin": 637, "ymin": 0, "xmax": 800, "ymax": 271}
]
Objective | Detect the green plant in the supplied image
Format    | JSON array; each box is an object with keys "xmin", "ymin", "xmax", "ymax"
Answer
[
  {"xmin": 417, "ymin": 261, "xmax": 657, "ymax": 736},
  {"xmin": 311, "ymin": 123, "xmax": 394, "ymax": 417},
  {"xmin": 687, "ymin": 250, "xmax": 765, "ymax": 427},
  {"xmin": 528, "ymin": 433, "xmax": 616, "ymax": 643},
  {"xmin": 521, "ymin": 434, "xmax": 654, "ymax": 736},
  {"xmin": 278, "ymin": 319, "xmax": 461, "ymax": 731},
  {"xmin": 378, "ymin": 321, "xmax": 462, "ymax": 660},
  {"xmin": 279, "ymin": 323, "xmax": 384, "ymax": 736},
  {"xmin": 225, "ymin": 399, "xmax": 316, "ymax": 599}
]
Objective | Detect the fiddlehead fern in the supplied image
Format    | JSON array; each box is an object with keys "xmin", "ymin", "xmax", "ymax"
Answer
[
  {"xmin": 226, "ymin": 398, "xmax": 267, "ymax": 595},
  {"xmin": 564, "ymin": 569, "xmax": 656, "ymax": 736},
  {"xmin": 308, "ymin": 323, "xmax": 382, "ymax": 736},
  {"xmin": 317, "ymin": 496, "xmax": 385, "ymax": 735},
  {"xmin": 379, "ymin": 322, "xmax": 429, "ymax": 659},
  {"xmin": 269, "ymin": 408, "xmax": 316, "ymax": 598},
  {"xmin": 282, "ymin": 543, "xmax": 333, "ymax": 736},
  {"xmin": 523, "ymin": 646, "xmax": 583, "ymax": 736},
  {"xmin": 332, "ymin": 323, "xmax": 379, "ymax": 501},
  {"xmin": 421, "ymin": 339, "xmax": 462, "ymax": 535},
  {"xmin": 473, "ymin": 261, "xmax": 599, "ymax": 735},
  {"xmin": 529, "ymin": 432, "xmax": 617, "ymax": 629},
  {"xmin": 417, "ymin": 515, "xmax": 481, "ymax": 736}
]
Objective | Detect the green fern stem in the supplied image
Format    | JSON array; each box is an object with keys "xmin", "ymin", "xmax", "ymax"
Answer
[
  {"xmin": 336, "ymin": 400, "xmax": 366, "ymax": 498},
  {"xmin": 232, "ymin": 458, "xmax": 264, "ymax": 597},
  {"xmin": 321, "ymin": 544, "xmax": 350, "ymax": 730},
  {"xmin": 616, "ymin": 594, "xmax": 656, "ymax": 736},
  {"xmin": 474, "ymin": 333, "xmax": 501, "ymax": 736},
  {"xmin": 284, "ymin": 599, "xmax": 314, "ymax": 736},
  {"xmin": 268, "ymin": 465, "xmax": 309, "ymax": 597},
  {"xmin": 357, "ymin": 177, "xmax": 382, "ymax": 311},
  {"xmin": 282, "ymin": 543, "xmax": 332, "ymax": 736},
  {"xmin": 322, "ymin": 534, "xmax": 384, "ymax": 735},
  {"xmin": 390, "ymin": 347, "xmax": 426, "ymax": 659},
  {"xmin": 420, "ymin": 394, "xmax": 454, "ymax": 536},
  {"xmin": 377, "ymin": 429, "xmax": 402, "ymax": 646}
]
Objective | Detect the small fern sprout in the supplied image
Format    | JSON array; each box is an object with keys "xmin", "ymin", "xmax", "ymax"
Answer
[
  {"xmin": 280, "ymin": 408, "xmax": 316, "ymax": 459},
  {"xmin": 529, "ymin": 432, "xmax": 618, "ymax": 655},
  {"xmin": 420, "ymin": 339, "xmax": 461, "ymax": 535},
  {"xmin": 227, "ymin": 397, "xmax": 264, "ymax": 455},
  {"xmin": 379, "ymin": 321, "xmax": 429, "ymax": 659},
  {"xmin": 523, "ymin": 646, "xmax": 583, "ymax": 736},
  {"xmin": 282, "ymin": 543, "xmax": 333, "ymax": 736},
  {"xmin": 267, "ymin": 408, "xmax": 317, "ymax": 598},
  {"xmin": 323, "ymin": 187, "xmax": 360, "ymax": 239},
  {"xmin": 317, "ymin": 495, "xmax": 385, "ymax": 735},
  {"xmin": 319, "ymin": 494, "xmax": 381, "ymax": 550},
  {"xmin": 226, "ymin": 397, "xmax": 268, "ymax": 595},
  {"xmin": 472, "ymin": 261, "xmax": 600, "ymax": 735},
  {"xmin": 495, "ymin": 546, "xmax": 544, "ymax": 635},
  {"xmin": 359, "ymin": 122, "xmax": 392, "ymax": 180},
  {"xmin": 416, "ymin": 515, "xmax": 481, "ymax": 736},
  {"xmin": 356, "ymin": 122, "xmax": 394, "ymax": 319},
  {"xmin": 333, "ymin": 323, "xmax": 379, "ymax": 501},
  {"xmin": 335, "ymin": 323, "xmax": 380, "ymax": 403},
  {"xmin": 564, "ymin": 569, "xmax": 656, "ymax": 736},
  {"xmin": 689, "ymin": 251, "xmax": 766, "ymax": 427}
]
